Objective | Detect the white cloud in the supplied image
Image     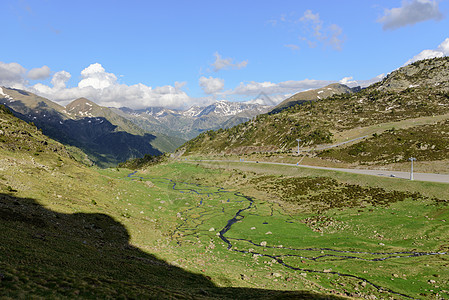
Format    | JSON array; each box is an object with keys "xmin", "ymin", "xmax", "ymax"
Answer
[
  {"xmin": 378, "ymin": 0, "xmax": 444, "ymax": 30},
  {"xmin": 199, "ymin": 76, "xmax": 225, "ymax": 94},
  {"xmin": 78, "ymin": 63, "xmax": 117, "ymax": 89},
  {"xmin": 228, "ymin": 75, "xmax": 385, "ymax": 101},
  {"xmin": 403, "ymin": 37, "xmax": 449, "ymax": 65},
  {"xmin": 339, "ymin": 74, "xmax": 385, "ymax": 88},
  {"xmin": 231, "ymin": 79, "xmax": 334, "ymax": 96},
  {"xmin": 211, "ymin": 52, "xmax": 248, "ymax": 72},
  {"xmin": 298, "ymin": 10, "xmax": 345, "ymax": 51},
  {"xmin": 339, "ymin": 76, "xmax": 357, "ymax": 85},
  {"xmin": 51, "ymin": 71, "xmax": 71, "ymax": 89},
  {"xmin": 0, "ymin": 62, "xmax": 27, "ymax": 88},
  {"xmin": 32, "ymin": 70, "xmax": 71, "ymax": 95},
  {"xmin": 244, "ymin": 92, "xmax": 286, "ymax": 106},
  {"xmin": 27, "ymin": 65, "xmax": 51, "ymax": 80},
  {"xmin": 29, "ymin": 63, "xmax": 192, "ymax": 109}
]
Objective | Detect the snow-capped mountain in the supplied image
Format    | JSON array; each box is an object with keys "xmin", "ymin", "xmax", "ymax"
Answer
[{"xmin": 114, "ymin": 100, "xmax": 272, "ymax": 140}]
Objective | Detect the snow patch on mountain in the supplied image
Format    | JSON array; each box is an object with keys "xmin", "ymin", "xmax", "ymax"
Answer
[{"xmin": 0, "ymin": 87, "xmax": 14, "ymax": 102}]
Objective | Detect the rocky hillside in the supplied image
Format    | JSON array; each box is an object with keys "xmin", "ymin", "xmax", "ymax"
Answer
[
  {"xmin": 181, "ymin": 56, "xmax": 449, "ymax": 157},
  {"xmin": 378, "ymin": 57, "xmax": 449, "ymax": 92},
  {"xmin": 318, "ymin": 120, "xmax": 449, "ymax": 164},
  {"xmin": 270, "ymin": 83, "xmax": 356, "ymax": 114},
  {"xmin": 0, "ymin": 104, "xmax": 70, "ymax": 158}
]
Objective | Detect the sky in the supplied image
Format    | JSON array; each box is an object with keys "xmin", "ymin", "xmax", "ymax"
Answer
[{"xmin": 1, "ymin": 0, "xmax": 449, "ymax": 109}]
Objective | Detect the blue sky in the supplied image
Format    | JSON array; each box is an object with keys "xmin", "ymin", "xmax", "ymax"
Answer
[{"xmin": 1, "ymin": 0, "xmax": 448, "ymax": 109}]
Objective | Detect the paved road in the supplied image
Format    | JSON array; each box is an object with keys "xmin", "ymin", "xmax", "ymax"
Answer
[{"xmin": 193, "ymin": 159, "xmax": 449, "ymax": 184}]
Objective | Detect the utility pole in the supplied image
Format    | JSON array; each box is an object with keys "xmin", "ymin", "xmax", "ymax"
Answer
[
  {"xmin": 409, "ymin": 157, "xmax": 416, "ymax": 180},
  {"xmin": 296, "ymin": 139, "xmax": 301, "ymax": 155}
]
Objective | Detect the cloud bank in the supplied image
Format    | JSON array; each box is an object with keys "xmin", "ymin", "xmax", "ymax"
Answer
[
  {"xmin": 31, "ymin": 64, "xmax": 191, "ymax": 109},
  {"xmin": 403, "ymin": 37, "xmax": 449, "ymax": 65},
  {"xmin": 27, "ymin": 65, "xmax": 51, "ymax": 80},
  {"xmin": 199, "ymin": 76, "xmax": 225, "ymax": 94},
  {"xmin": 1, "ymin": 61, "xmax": 383, "ymax": 109},
  {"xmin": 0, "ymin": 62, "xmax": 27, "ymax": 88},
  {"xmin": 378, "ymin": 0, "xmax": 444, "ymax": 30}
]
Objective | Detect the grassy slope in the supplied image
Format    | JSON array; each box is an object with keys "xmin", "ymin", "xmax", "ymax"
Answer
[
  {"xmin": 0, "ymin": 105, "xmax": 343, "ymax": 299},
  {"xmin": 181, "ymin": 57, "xmax": 449, "ymax": 163},
  {"xmin": 182, "ymin": 86, "xmax": 449, "ymax": 156},
  {"xmin": 270, "ymin": 83, "xmax": 353, "ymax": 114},
  {"xmin": 318, "ymin": 120, "xmax": 449, "ymax": 164}
]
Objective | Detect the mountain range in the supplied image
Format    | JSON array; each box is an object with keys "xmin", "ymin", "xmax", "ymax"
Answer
[
  {"xmin": 112, "ymin": 100, "xmax": 272, "ymax": 141},
  {"xmin": 0, "ymin": 88, "xmax": 272, "ymax": 166},
  {"xmin": 0, "ymin": 88, "xmax": 182, "ymax": 166}
]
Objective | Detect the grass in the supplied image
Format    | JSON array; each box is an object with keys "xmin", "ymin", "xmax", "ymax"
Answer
[
  {"xmin": 127, "ymin": 161, "xmax": 449, "ymax": 299},
  {"xmin": 0, "ymin": 146, "xmax": 344, "ymax": 298},
  {"xmin": 319, "ymin": 120, "xmax": 449, "ymax": 164},
  {"xmin": 2, "ymin": 103, "xmax": 448, "ymax": 298},
  {"xmin": 1, "ymin": 149, "xmax": 448, "ymax": 298}
]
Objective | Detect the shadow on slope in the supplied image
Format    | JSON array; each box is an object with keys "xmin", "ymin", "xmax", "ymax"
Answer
[
  {"xmin": 5, "ymin": 102, "xmax": 162, "ymax": 167},
  {"xmin": 0, "ymin": 193, "xmax": 343, "ymax": 299}
]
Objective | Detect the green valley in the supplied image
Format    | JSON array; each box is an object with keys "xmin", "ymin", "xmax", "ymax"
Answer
[
  {"xmin": 1, "ymin": 56, "xmax": 449, "ymax": 299},
  {"xmin": 1, "ymin": 100, "xmax": 448, "ymax": 298},
  {"xmin": 4, "ymin": 2, "xmax": 449, "ymax": 299}
]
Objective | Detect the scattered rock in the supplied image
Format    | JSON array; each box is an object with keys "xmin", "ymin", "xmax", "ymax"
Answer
[
  {"xmin": 265, "ymin": 231, "xmax": 272, "ymax": 235},
  {"xmin": 209, "ymin": 227, "xmax": 215, "ymax": 231},
  {"xmin": 145, "ymin": 181, "xmax": 154, "ymax": 188},
  {"xmin": 251, "ymin": 227, "xmax": 256, "ymax": 230},
  {"xmin": 260, "ymin": 241, "xmax": 267, "ymax": 247}
]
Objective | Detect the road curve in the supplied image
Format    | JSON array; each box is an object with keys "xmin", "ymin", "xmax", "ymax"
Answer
[{"xmin": 191, "ymin": 159, "xmax": 449, "ymax": 184}]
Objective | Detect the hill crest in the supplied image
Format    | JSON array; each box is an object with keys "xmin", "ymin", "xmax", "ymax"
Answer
[{"xmin": 270, "ymin": 83, "xmax": 355, "ymax": 114}]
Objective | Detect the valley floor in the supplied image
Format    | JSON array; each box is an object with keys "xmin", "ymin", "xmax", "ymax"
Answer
[{"xmin": 1, "ymin": 151, "xmax": 448, "ymax": 299}]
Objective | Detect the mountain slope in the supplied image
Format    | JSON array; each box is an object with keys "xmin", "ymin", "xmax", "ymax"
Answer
[
  {"xmin": 0, "ymin": 88, "xmax": 177, "ymax": 167},
  {"xmin": 181, "ymin": 57, "xmax": 449, "ymax": 160},
  {"xmin": 66, "ymin": 98, "xmax": 144, "ymax": 135},
  {"xmin": 115, "ymin": 100, "xmax": 271, "ymax": 141},
  {"xmin": 270, "ymin": 83, "xmax": 355, "ymax": 114},
  {"xmin": 0, "ymin": 104, "xmax": 70, "ymax": 158}
]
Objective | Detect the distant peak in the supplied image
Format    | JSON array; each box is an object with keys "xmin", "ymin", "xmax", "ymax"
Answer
[{"xmin": 66, "ymin": 98, "xmax": 99, "ymax": 110}]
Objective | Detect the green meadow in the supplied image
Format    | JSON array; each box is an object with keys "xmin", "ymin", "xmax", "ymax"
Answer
[
  {"xmin": 1, "ymin": 150, "xmax": 448, "ymax": 298},
  {"xmin": 107, "ymin": 162, "xmax": 449, "ymax": 299}
]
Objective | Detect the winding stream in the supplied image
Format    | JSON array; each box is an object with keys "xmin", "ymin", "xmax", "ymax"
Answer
[{"xmin": 127, "ymin": 171, "xmax": 447, "ymax": 299}]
